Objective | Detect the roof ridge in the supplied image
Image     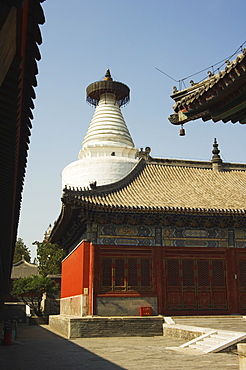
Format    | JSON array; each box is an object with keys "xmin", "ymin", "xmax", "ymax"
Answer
[
  {"xmin": 63, "ymin": 158, "xmax": 147, "ymax": 197},
  {"xmin": 12, "ymin": 259, "xmax": 37, "ymax": 267},
  {"xmin": 63, "ymin": 156, "xmax": 246, "ymax": 201}
]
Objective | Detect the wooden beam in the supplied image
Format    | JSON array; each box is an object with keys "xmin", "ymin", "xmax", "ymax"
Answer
[{"xmin": 0, "ymin": 7, "xmax": 17, "ymax": 87}]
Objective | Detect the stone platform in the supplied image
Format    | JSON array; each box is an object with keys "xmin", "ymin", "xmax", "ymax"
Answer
[
  {"xmin": 163, "ymin": 315, "xmax": 246, "ymax": 354},
  {"xmin": 49, "ymin": 315, "xmax": 164, "ymax": 339}
]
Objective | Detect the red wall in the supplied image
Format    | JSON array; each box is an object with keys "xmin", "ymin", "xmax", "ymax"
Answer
[{"xmin": 61, "ymin": 240, "xmax": 90, "ymax": 298}]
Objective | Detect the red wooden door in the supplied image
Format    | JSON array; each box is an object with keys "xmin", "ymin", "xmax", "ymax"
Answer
[
  {"xmin": 165, "ymin": 257, "xmax": 227, "ymax": 312},
  {"xmin": 238, "ymin": 259, "xmax": 246, "ymax": 311}
]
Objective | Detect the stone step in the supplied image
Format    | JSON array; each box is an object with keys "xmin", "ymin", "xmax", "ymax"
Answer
[
  {"xmin": 210, "ymin": 333, "xmax": 237, "ymax": 340},
  {"xmin": 201, "ymin": 337, "xmax": 225, "ymax": 344},
  {"xmin": 193, "ymin": 341, "xmax": 213, "ymax": 348},
  {"xmin": 189, "ymin": 344, "xmax": 205, "ymax": 350},
  {"xmin": 182, "ymin": 330, "xmax": 246, "ymax": 353},
  {"xmin": 164, "ymin": 316, "xmax": 246, "ymax": 354}
]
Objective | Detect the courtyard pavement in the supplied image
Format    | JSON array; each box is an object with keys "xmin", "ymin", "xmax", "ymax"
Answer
[{"xmin": 0, "ymin": 324, "xmax": 240, "ymax": 369}]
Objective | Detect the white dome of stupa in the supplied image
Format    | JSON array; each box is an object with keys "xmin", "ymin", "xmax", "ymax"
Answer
[{"xmin": 62, "ymin": 70, "xmax": 138, "ymax": 189}]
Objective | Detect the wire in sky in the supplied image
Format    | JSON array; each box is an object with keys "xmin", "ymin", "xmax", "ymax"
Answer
[{"xmin": 156, "ymin": 41, "xmax": 246, "ymax": 89}]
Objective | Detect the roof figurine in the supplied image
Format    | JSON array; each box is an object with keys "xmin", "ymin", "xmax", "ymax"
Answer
[{"xmin": 169, "ymin": 48, "xmax": 246, "ymax": 127}]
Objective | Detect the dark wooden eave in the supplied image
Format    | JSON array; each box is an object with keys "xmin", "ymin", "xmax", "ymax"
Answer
[
  {"xmin": 0, "ymin": 0, "xmax": 45, "ymax": 300},
  {"xmin": 48, "ymin": 204, "xmax": 85, "ymax": 248}
]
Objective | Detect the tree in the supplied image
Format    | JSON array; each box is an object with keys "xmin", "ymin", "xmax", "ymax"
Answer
[
  {"xmin": 12, "ymin": 275, "xmax": 58, "ymax": 316},
  {"xmin": 13, "ymin": 238, "xmax": 31, "ymax": 263},
  {"xmin": 33, "ymin": 241, "xmax": 65, "ymax": 277}
]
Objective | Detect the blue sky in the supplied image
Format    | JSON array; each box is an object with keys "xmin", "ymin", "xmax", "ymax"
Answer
[{"xmin": 18, "ymin": 0, "xmax": 246, "ymax": 259}]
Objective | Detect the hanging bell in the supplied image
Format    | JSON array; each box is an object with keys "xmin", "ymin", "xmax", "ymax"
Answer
[{"xmin": 179, "ymin": 125, "xmax": 185, "ymax": 136}]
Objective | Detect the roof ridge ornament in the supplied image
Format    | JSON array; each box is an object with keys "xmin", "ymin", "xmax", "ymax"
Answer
[
  {"xmin": 211, "ymin": 138, "xmax": 223, "ymax": 171},
  {"xmin": 138, "ymin": 147, "xmax": 151, "ymax": 160}
]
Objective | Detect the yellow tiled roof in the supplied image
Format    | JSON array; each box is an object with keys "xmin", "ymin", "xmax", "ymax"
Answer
[{"xmin": 63, "ymin": 159, "xmax": 246, "ymax": 214}]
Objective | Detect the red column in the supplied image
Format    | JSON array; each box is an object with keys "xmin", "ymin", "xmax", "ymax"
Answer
[
  {"xmin": 155, "ymin": 246, "xmax": 164, "ymax": 314},
  {"xmin": 88, "ymin": 243, "xmax": 95, "ymax": 315},
  {"xmin": 226, "ymin": 248, "xmax": 238, "ymax": 313}
]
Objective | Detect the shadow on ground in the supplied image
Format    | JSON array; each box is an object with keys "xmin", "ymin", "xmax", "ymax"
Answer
[
  {"xmin": 0, "ymin": 323, "xmax": 240, "ymax": 370},
  {"xmin": 0, "ymin": 324, "xmax": 124, "ymax": 370}
]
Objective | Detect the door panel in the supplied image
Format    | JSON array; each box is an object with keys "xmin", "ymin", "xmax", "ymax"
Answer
[
  {"xmin": 182, "ymin": 259, "xmax": 196, "ymax": 309},
  {"xmin": 197, "ymin": 260, "xmax": 211, "ymax": 309},
  {"xmin": 238, "ymin": 259, "xmax": 246, "ymax": 311},
  {"xmin": 165, "ymin": 257, "xmax": 227, "ymax": 311}
]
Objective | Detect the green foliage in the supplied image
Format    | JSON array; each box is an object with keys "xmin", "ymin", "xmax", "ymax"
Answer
[
  {"xmin": 33, "ymin": 241, "xmax": 65, "ymax": 277},
  {"xmin": 13, "ymin": 238, "xmax": 31, "ymax": 263},
  {"xmin": 12, "ymin": 275, "xmax": 58, "ymax": 316}
]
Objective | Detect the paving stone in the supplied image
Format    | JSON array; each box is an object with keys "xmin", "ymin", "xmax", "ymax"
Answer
[
  {"xmin": 0, "ymin": 324, "xmax": 240, "ymax": 369},
  {"xmin": 171, "ymin": 316, "xmax": 246, "ymax": 332}
]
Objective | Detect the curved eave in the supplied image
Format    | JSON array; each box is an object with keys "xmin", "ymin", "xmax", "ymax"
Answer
[
  {"xmin": 0, "ymin": 0, "xmax": 45, "ymax": 297},
  {"xmin": 12, "ymin": 259, "xmax": 38, "ymax": 268},
  {"xmin": 62, "ymin": 157, "xmax": 246, "ymax": 217},
  {"xmin": 61, "ymin": 198, "xmax": 246, "ymax": 216},
  {"xmin": 48, "ymin": 203, "xmax": 82, "ymax": 244},
  {"xmin": 169, "ymin": 49, "xmax": 246, "ymax": 125}
]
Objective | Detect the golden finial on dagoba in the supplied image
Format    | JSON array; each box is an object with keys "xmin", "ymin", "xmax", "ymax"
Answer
[{"xmin": 104, "ymin": 69, "xmax": 113, "ymax": 81}]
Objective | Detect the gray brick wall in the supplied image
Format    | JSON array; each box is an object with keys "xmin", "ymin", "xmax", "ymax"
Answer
[
  {"xmin": 50, "ymin": 315, "xmax": 164, "ymax": 339},
  {"xmin": 97, "ymin": 296, "xmax": 158, "ymax": 316}
]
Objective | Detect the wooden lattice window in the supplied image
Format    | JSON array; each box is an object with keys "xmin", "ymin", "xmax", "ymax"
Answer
[
  {"xmin": 212, "ymin": 260, "xmax": 225, "ymax": 286},
  {"xmin": 182, "ymin": 259, "xmax": 194, "ymax": 286},
  {"xmin": 115, "ymin": 258, "xmax": 125, "ymax": 288},
  {"xmin": 128, "ymin": 258, "xmax": 138, "ymax": 287},
  {"xmin": 167, "ymin": 259, "xmax": 179, "ymax": 286},
  {"xmin": 101, "ymin": 257, "xmax": 152, "ymax": 292},
  {"xmin": 102, "ymin": 258, "xmax": 112, "ymax": 288},
  {"xmin": 198, "ymin": 260, "xmax": 209, "ymax": 286},
  {"xmin": 239, "ymin": 260, "xmax": 246, "ymax": 287},
  {"xmin": 141, "ymin": 259, "xmax": 151, "ymax": 287}
]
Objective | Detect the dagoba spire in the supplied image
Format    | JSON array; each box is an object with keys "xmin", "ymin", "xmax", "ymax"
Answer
[
  {"xmin": 62, "ymin": 70, "xmax": 138, "ymax": 189},
  {"xmin": 80, "ymin": 69, "xmax": 134, "ymax": 154}
]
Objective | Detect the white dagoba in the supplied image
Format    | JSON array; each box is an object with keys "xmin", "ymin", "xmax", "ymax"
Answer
[{"xmin": 62, "ymin": 70, "xmax": 138, "ymax": 189}]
